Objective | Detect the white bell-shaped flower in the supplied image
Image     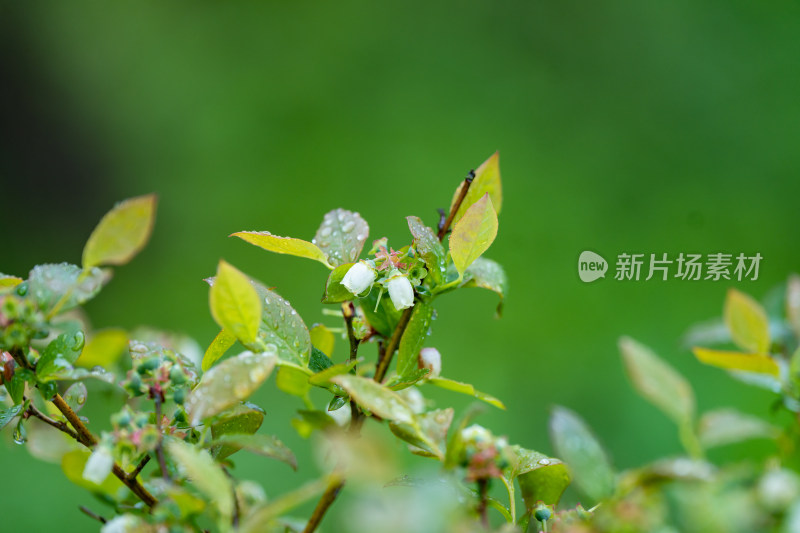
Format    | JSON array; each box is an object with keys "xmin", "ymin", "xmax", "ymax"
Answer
[
  {"xmin": 341, "ymin": 261, "xmax": 376, "ymax": 295},
  {"xmin": 83, "ymin": 445, "xmax": 114, "ymax": 485},
  {"xmin": 387, "ymin": 273, "xmax": 414, "ymax": 310},
  {"xmin": 418, "ymin": 347, "xmax": 442, "ymax": 378}
]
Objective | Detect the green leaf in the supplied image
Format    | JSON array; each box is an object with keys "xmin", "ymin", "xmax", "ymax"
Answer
[
  {"xmin": 37, "ymin": 332, "xmax": 85, "ymax": 382},
  {"xmin": 310, "ymin": 324, "xmax": 335, "ymax": 357},
  {"xmin": 4, "ymin": 368, "xmax": 31, "ymax": 404},
  {"xmin": 619, "ymin": 336, "xmax": 695, "ymax": 427},
  {"xmin": 210, "ymin": 402, "xmax": 265, "ymax": 460},
  {"xmin": 314, "ymin": 209, "xmax": 369, "ymax": 267},
  {"xmin": 63, "ymin": 382, "xmax": 88, "ymax": 413},
  {"xmin": 276, "ymin": 365, "xmax": 311, "ymax": 398},
  {"xmin": 504, "ymin": 445, "xmax": 570, "ymax": 508},
  {"xmin": 449, "ymin": 194, "xmax": 498, "ymax": 275},
  {"xmin": 185, "ymin": 351, "xmax": 276, "ymax": 425},
  {"xmin": 321, "ymin": 263, "xmax": 357, "ymax": 303},
  {"xmin": 231, "ymin": 231, "xmax": 333, "ymax": 269},
  {"xmin": 449, "ymin": 152, "xmax": 502, "ymax": 225},
  {"xmin": 82, "ymin": 194, "xmax": 157, "ymax": 268},
  {"xmin": 443, "ymin": 404, "xmax": 485, "ymax": 469},
  {"xmin": 360, "ymin": 288, "xmax": 402, "ymax": 337},
  {"xmin": 389, "ymin": 408, "xmax": 453, "ymax": 460},
  {"xmin": 461, "ymin": 257, "xmax": 507, "ymax": 316},
  {"xmin": 549, "ymin": 406, "xmax": 615, "ymax": 502},
  {"xmin": 61, "ymin": 449, "xmax": 125, "ymax": 497},
  {"xmin": 724, "ymin": 288, "xmax": 770, "ymax": 354},
  {"xmin": 331, "ymin": 374, "xmax": 415, "ymax": 424},
  {"xmin": 207, "ymin": 434, "xmax": 296, "ymax": 470},
  {"xmin": 28, "ymin": 263, "xmax": 109, "ymax": 313},
  {"xmin": 407, "ymin": 216, "xmax": 447, "ymax": 285},
  {"xmin": 167, "ymin": 439, "xmax": 233, "ymax": 519},
  {"xmin": 397, "ymin": 302, "xmax": 433, "ymax": 378},
  {"xmin": 698, "ymin": 408, "xmax": 779, "ymax": 449},
  {"xmin": 309, "ymin": 346, "xmax": 335, "ymax": 373},
  {"xmin": 209, "ymin": 260, "xmax": 261, "ymax": 346},
  {"xmin": 308, "ymin": 360, "xmax": 357, "ymax": 389},
  {"xmin": 77, "ymin": 328, "xmax": 128, "ymax": 368},
  {"xmin": 0, "ymin": 404, "xmax": 22, "ymax": 430},
  {"xmin": 386, "ymin": 368, "xmax": 430, "ymax": 391},
  {"xmin": 692, "ymin": 347, "xmax": 780, "ymax": 377},
  {"xmin": 0, "ymin": 274, "xmax": 23, "ymax": 289},
  {"xmin": 251, "ymin": 281, "xmax": 312, "ymax": 367},
  {"xmin": 202, "ymin": 329, "xmax": 237, "ymax": 372},
  {"xmin": 426, "ymin": 376, "xmax": 505, "ymax": 409},
  {"xmin": 240, "ymin": 478, "xmax": 329, "ymax": 533}
]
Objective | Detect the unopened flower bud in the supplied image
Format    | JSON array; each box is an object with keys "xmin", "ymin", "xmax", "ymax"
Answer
[
  {"xmin": 341, "ymin": 262, "xmax": 376, "ymax": 295},
  {"xmin": 418, "ymin": 347, "xmax": 441, "ymax": 378},
  {"xmin": 387, "ymin": 273, "xmax": 414, "ymax": 310},
  {"xmin": 83, "ymin": 446, "xmax": 114, "ymax": 485}
]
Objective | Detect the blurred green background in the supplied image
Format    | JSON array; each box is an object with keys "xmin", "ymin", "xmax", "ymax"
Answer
[{"xmin": 2, "ymin": 1, "xmax": 800, "ymax": 530}]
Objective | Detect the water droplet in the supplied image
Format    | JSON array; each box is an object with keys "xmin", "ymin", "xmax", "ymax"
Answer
[
  {"xmin": 538, "ymin": 458, "xmax": 551, "ymax": 466},
  {"xmin": 77, "ymin": 395, "xmax": 86, "ymax": 405},
  {"xmin": 13, "ymin": 423, "xmax": 26, "ymax": 445},
  {"xmin": 356, "ymin": 234, "xmax": 365, "ymax": 241},
  {"xmin": 342, "ymin": 221, "xmax": 355, "ymax": 233},
  {"xmin": 320, "ymin": 227, "xmax": 332, "ymax": 237},
  {"xmin": 72, "ymin": 331, "xmax": 85, "ymax": 351},
  {"xmin": 264, "ymin": 296, "xmax": 269, "ymax": 305},
  {"xmin": 265, "ymin": 343, "xmax": 278, "ymax": 353},
  {"xmin": 249, "ymin": 366, "xmax": 268, "ymax": 383}
]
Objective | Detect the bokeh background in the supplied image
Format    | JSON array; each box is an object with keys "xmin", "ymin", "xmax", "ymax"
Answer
[{"xmin": 2, "ymin": 1, "xmax": 800, "ymax": 530}]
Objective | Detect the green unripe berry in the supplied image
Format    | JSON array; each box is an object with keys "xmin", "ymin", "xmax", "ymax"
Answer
[
  {"xmin": 169, "ymin": 365, "xmax": 187, "ymax": 384},
  {"xmin": 173, "ymin": 388, "xmax": 186, "ymax": 405},
  {"xmin": 113, "ymin": 411, "xmax": 132, "ymax": 427},
  {"xmin": 534, "ymin": 506, "xmax": 552, "ymax": 522},
  {"xmin": 126, "ymin": 374, "xmax": 144, "ymax": 395},
  {"xmin": 173, "ymin": 409, "xmax": 187, "ymax": 424},
  {"xmin": 15, "ymin": 282, "xmax": 27, "ymax": 297},
  {"xmin": 137, "ymin": 356, "xmax": 161, "ymax": 374}
]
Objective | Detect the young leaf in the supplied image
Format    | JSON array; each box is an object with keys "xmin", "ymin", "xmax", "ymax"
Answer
[
  {"xmin": 202, "ymin": 329, "xmax": 237, "ymax": 371},
  {"xmin": 461, "ymin": 257, "xmax": 507, "ymax": 316},
  {"xmin": 77, "ymin": 328, "xmax": 128, "ymax": 368},
  {"xmin": 331, "ymin": 374, "xmax": 415, "ymax": 424},
  {"xmin": 28, "ymin": 263, "xmax": 109, "ymax": 313},
  {"xmin": 504, "ymin": 445, "xmax": 570, "ymax": 508},
  {"xmin": 167, "ymin": 439, "xmax": 233, "ymax": 519},
  {"xmin": 185, "ymin": 351, "xmax": 276, "ymax": 425},
  {"xmin": 82, "ymin": 194, "xmax": 157, "ymax": 268},
  {"xmin": 321, "ymin": 263, "xmax": 357, "ymax": 304},
  {"xmin": 209, "ymin": 261, "xmax": 261, "ymax": 346},
  {"xmin": 210, "ymin": 402, "xmax": 265, "ymax": 460},
  {"xmin": 207, "ymin": 434, "xmax": 296, "ymax": 470},
  {"xmin": 251, "ymin": 281, "xmax": 312, "ymax": 367},
  {"xmin": 0, "ymin": 274, "xmax": 23, "ymax": 289},
  {"xmin": 37, "ymin": 332, "xmax": 86, "ymax": 382},
  {"xmin": 449, "ymin": 152, "xmax": 502, "ymax": 225},
  {"xmin": 0, "ymin": 404, "xmax": 22, "ymax": 430},
  {"xmin": 231, "ymin": 231, "xmax": 333, "ymax": 269},
  {"xmin": 397, "ymin": 303, "xmax": 433, "ymax": 378},
  {"xmin": 407, "ymin": 216, "xmax": 447, "ymax": 285},
  {"xmin": 449, "ymin": 194, "xmax": 498, "ymax": 275},
  {"xmin": 692, "ymin": 347, "xmax": 780, "ymax": 377},
  {"xmin": 549, "ymin": 406, "xmax": 615, "ymax": 502},
  {"xmin": 724, "ymin": 288, "xmax": 770, "ymax": 354},
  {"xmin": 426, "ymin": 376, "xmax": 505, "ymax": 409},
  {"xmin": 63, "ymin": 382, "xmax": 88, "ymax": 413},
  {"xmin": 619, "ymin": 336, "xmax": 695, "ymax": 427},
  {"xmin": 310, "ymin": 324, "xmax": 335, "ymax": 357},
  {"xmin": 314, "ymin": 209, "xmax": 369, "ymax": 267},
  {"xmin": 276, "ymin": 365, "xmax": 312, "ymax": 398},
  {"xmin": 389, "ymin": 408, "xmax": 453, "ymax": 459},
  {"xmin": 698, "ymin": 408, "xmax": 779, "ymax": 449}
]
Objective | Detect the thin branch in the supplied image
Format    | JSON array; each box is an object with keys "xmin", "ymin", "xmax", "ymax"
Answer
[
  {"xmin": 223, "ymin": 467, "xmax": 241, "ymax": 528},
  {"xmin": 79, "ymin": 505, "xmax": 107, "ymax": 524},
  {"xmin": 373, "ymin": 305, "xmax": 415, "ymax": 383},
  {"xmin": 342, "ymin": 302, "xmax": 363, "ymax": 432},
  {"xmin": 127, "ymin": 454, "xmax": 151, "ymax": 482},
  {"xmin": 477, "ymin": 479, "xmax": 489, "ymax": 528},
  {"xmin": 302, "ymin": 476, "xmax": 345, "ymax": 533},
  {"xmin": 25, "ymin": 401, "xmax": 78, "ymax": 440},
  {"xmin": 152, "ymin": 388, "xmax": 171, "ymax": 481},
  {"xmin": 437, "ymin": 169, "xmax": 475, "ymax": 241}
]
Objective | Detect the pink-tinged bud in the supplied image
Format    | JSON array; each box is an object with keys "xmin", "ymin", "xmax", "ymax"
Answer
[
  {"xmin": 418, "ymin": 347, "xmax": 441, "ymax": 377},
  {"xmin": 83, "ymin": 446, "xmax": 114, "ymax": 485},
  {"xmin": 341, "ymin": 262, "xmax": 376, "ymax": 295},
  {"xmin": 387, "ymin": 274, "xmax": 414, "ymax": 310}
]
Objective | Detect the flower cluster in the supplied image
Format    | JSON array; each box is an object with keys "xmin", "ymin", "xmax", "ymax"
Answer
[{"xmin": 459, "ymin": 424, "xmax": 510, "ymax": 482}]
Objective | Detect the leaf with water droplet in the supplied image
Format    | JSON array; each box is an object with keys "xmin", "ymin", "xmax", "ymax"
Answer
[
  {"xmin": 397, "ymin": 302, "xmax": 433, "ymax": 379},
  {"xmin": 389, "ymin": 407, "xmax": 453, "ymax": 460},
  {"xmin": 549, "ymin": 406, "xmax": 615, "ymax": 502},
  {"xmin": 209, "ymin": 402, "xmax": 265, "ymax": 459},
  {"xmin": 619, "ymin": 336, "xmax": 695, "ymax": 428},
  {"xmin": 185, "ymin": 351, "xmax": 276, "ymax": 425},
  {"xmin": 167, "ymin": 439, "xmax": 233, "ymax": 519},
  {"xmin": 231, "ymin": 231, "xmax": 333, "ymax": 269},
  {"xmin": 314, "ymin": 209, "xmax": 369, "ymax": 267},
  {"xmin": 28, "ymin": 263, "xmax": 110, "ymax": 314},
  {"xmin": 209, "ymin": 261, "xmax": 261, "ymax": 346},
  {"xmin": 77, "ymin": 328, "xmax": 128, "ymax": 368},
  {"xmin": 426, "ymin": 376, "xmax": 505, "ymax": 410},
  {"xmin": 202, "ymin": 329, "xmax": 237, "ymax": 371},
  {"xmin": 63, "ymin": 382, "xmax": 88, "ymax": 413},
  {"xmin": 406, "ymin": 216, "xmax": 447, "ymax": 286},
  {"xmin": 321, "ymin": 263, "xmax": 358, "ymax": 304},
  {"xmin": 460, "ymin": 257, "xmax": 507, "ymax": 317},
  {"xmin": 206, "ymin": 434, "xmax": 296, "ymax": 470},
  {"xmin": 82, "ymin": 194, "xmax": 157, "ymax": 268},
  {"xmin": 504, "ymin": 445, "xmax": 570, "ymax": 508},
  {"xmin": 449, "ymin": 194, "xmax": 498, "ymax": 275},
  {"xmin": 449, "ymin": 151, "xmax": 502, "ymax": 225},
  {"xmin": 724, "ymin": 288, "xmax": 770, "ymax": 354},
  {"xmin": 37, "ymin": 332, "xmax": 85, "ymax": 382},
  {"xmin": 331, "ymin": 374, "xmax": 416, "ymax": 424},
  {"xmin": 250, "ymin": 281, "xmax": 312, "ymax": 367},
  {"xmin": 310, "ymin": 324, "xmax": 335, "ymax": 357},
  {"xmin": 0, "ymin": 404, "xmax": 22, "ymax": 430}
]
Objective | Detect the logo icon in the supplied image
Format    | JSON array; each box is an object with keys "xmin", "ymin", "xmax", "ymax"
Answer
[{"xmin": 578, "ymin": 251, "xmax": 608, "ymax": 283}]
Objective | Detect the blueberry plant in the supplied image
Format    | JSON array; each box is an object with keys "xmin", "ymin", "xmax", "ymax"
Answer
[{"xmin": 2, "ymin": 154, "xmax": 799, "ymax": 532}]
